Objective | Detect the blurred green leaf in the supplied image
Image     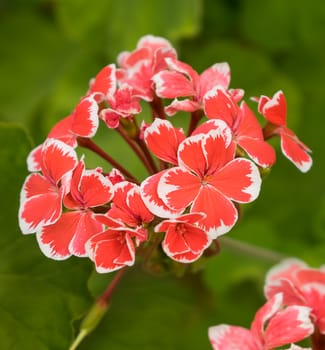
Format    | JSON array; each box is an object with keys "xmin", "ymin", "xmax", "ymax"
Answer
[
  {"xmin": 0, "ymin": 123, "xmax": 92, "ymax": 349},
  {"xmin": 56, "ymin": 0, "xmax": 202, "ymax": 54},
  {"xmin": 80, "ymin": 268, "xmax": 217, "ymax": 350}
]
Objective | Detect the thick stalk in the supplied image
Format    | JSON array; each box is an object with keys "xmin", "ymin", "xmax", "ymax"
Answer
[{"xmin": 187, "ymin": 110, "xmax": 204, "ymax": 136}]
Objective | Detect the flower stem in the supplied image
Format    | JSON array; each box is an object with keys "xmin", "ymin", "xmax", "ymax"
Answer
[
  {"xmin": 116, "ymin": 125, "xmax": 157, "ymax": 174},
  {"xmin": 150, "ymin": 94, "xmax": 166, "ymax": 120},
  {"xmin": 220, "ymin": 237, "xmax": 286, "ymax": 263},
  {"xmin": 77, "ymin": 137, "xmax": 138, "ymax": 183},
  {"xmin": 311, "ymin": 328, "xmax": 325, "ymax": 350},
  {"xmin": 187, "ymin": 110, "xmax": 204, "ymax": 136},
  {"xmin": 69, "ymin": 267, "xmax": 128, "ymax": 350}
]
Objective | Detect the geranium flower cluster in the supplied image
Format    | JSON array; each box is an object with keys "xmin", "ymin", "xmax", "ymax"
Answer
[
  {"xmin": 18, "ymin": 35, "xmax": 312, "ymax": 274},
  {"xmin": 209, "ymin": 258, "xmax": 325, "ymax": 350}
]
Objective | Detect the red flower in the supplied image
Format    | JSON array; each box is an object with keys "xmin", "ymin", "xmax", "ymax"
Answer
[
  {"xmin": 153, "ymin": 57, "xmax": 231, "ymax": 115},
  {"xmin": 203, "ymin": 87, "xmax": 276, "ymax": 168},
  {"xmin": 264, "ymin": 258, "xmax": 325, "ymax": 334},
  {"xmin": 208, "ymin": 293, "xmax": 314, "ymax": 350},
  {"xmin": 88, "ymin": 64, "xmax": 141, "ymax": 128},
  {"xmin": 155, "ymin": 213, "xmax": 211, "ymax": 263},
  {"xmin": 19, "ymin": 139, "xmax": 78, "ymax": 234},
  {"xmin": 256, "ymin": 90, "xmax": 312, "ymax": 172},
  {"xmin": 86, "ymin": 216, "xmax": 141, "ymax": 273},
  {"xmin": 108, "ymin": 181, "xmax": 154, "ymax": 242},
  {"xmin": 36, "ymin": 160, "xmax": 114, "ymax": 259},
  {"xmin": 117, "ymin": 35, "xmax": 177, "ymax": 101},
  {"xmin": 145, "ymin": 120, "xmax": 261, "ymax": 238}
]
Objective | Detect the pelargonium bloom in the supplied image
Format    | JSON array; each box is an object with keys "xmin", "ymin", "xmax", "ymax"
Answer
[
  {"xmin": 19, "ymin": 139, "xmax": 78, "ymax": 234},
  {"xmin": 36, "ymin": 160, "xmax": 114, "ymax": 259},
  {"xmin": 117, "ymin": 35, "xmax": 177, "ymax": 101},
  {"xmin": 155, "ymin": 212, "xmax": 211, "ymax": 263},
  {"xmin": 86, "ymin": 216, "xmax": 143, "ymax": 273},
  {"xmin": 143, "ymin": 120, "xmax": 261, "ymax": 238},
  {"xmin": 208, "ymin": 293, "xmax": 314, "ymax": 350},
  {"xmin": 203, "ymin": 86, "xmax": 276, "ymax": 168},
  {"xmin": 255, "ymin": 90, "xmax": 312, "ymax": 172},
  {"xmin": 264, "ymin": 258, "xmax": 325, "ymax": 334},
  {"xmin": 88, "ymin": 63, "xmax": 141, "ymax": 128},
  {"xmin": 153, "ymin": 57, "xmax": 232, "ymax": 116}
]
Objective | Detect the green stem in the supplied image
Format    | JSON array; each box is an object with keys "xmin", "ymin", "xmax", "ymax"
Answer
[
  {"xmin": 77, "ymin": 137, "xmax": 138, "ymax": 183},
  {"xmin": 220, "ymin": 237, "xmax": 286, "ymax": 263},
  {"xmin": 69, "ymin": 267, "xmax": 127, "ymax": 350}
]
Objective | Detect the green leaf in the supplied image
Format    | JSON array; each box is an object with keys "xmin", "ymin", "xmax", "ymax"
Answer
[
  {"xmin": 0, "ymin": 123, "xmax": 92, "ymax": 349},
  {"xmin": 79, "ymin": 268, "xmax": 217, "ymax": 350},
  {"xmin": 0, "ymin": 10, "xmax": 75, "ymax": 124}
]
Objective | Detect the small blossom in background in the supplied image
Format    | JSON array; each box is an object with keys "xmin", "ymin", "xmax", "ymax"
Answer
[
  {"xmin": 18, "ymin": 34, "xmax": 313, "ymax": 274},
  {"xmin": 208, "ymin": 293, "xmax": 314, "ymax": 350}
]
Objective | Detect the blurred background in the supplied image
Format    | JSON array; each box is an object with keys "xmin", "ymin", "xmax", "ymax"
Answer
[{"xmin": 1, "ymin": 0, "xmax": 325, "ymax": 349}]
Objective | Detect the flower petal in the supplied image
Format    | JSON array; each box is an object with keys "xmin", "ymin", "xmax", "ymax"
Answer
[
  {"xmin": 280, "ymin": 129, "xmax": 312, "ymax": 173},
  {"xmin": 210, "ymin": 158, "xmax": 261, "ymax": 203},
  {"xmin": 70, "ymin": 95, "xmax": 99, "ymax": 138},
  {"xmin": 153, "ymin": 70, "xmax": 196, "ymax": 98},
  {"xmin": 169, "ymin": 250, "xmax": 202, "ymax": 263},
  {"xmin": 140, "ymin": 171, "xmax": 182, "ymax": 218},
  {"xmin": 36, "ymin": 211, "xmax": 80, "ymax": 260},
  {"xmin": 27, "ymin": 144, "xmax": 43, "ymax": 172},
  {"xmin": 264, "ymin": 305, "xmax": 314, "ymax": 349},
  {"xmin": 251, "ymin": 293, "xmax": 283, "ymax": 344},
  {"xmin": 41, "ymin": 139, "xmax": 78, "ymax": 184},
  {"xmin": 260, "ymin": 90, "xmax": 287, "ymax": 126},
  {"xmin": 164, "ymin": 99, "xmax": 201, "ymax": 116},
  {"xmin": 199, "ymin": 62, "xmax": 231, "ymax": 98},
  {"xmin": 144, "ymin": 118, "xmax": 185, "ymax": 164},
  {"xmin": 192, "ymin": 185, "xmax": 238, "ymax": 238},
  {"xmin": 208, "ymin": 325, "xmax": 257, "ymax": 350},
  {"xmin": 48, "ymin": 115, "xmax": 77, "ymax": 147},
  {"xmin": 238, "ymin": 137, "xmax": 276, "ymax": 168},
  {"xmin": 158, "ymin": 167, "xmax": 200, "ymax": 211},
  {"xmin": 19, "ymin": 175, "xmax": 63, "ymax": 234},
  {"xmin": 89, "ymin": 63, "xmax": 116, "ymax": 100}
]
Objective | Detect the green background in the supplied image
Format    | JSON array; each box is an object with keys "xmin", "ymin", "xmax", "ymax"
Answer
[{"xmin": 1, "ymin": 0, "xmax": 325, "ymax": 349}]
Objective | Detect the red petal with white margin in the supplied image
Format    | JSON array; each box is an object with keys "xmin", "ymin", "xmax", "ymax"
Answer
[
  {"xmin": 191, "ymin": 185, "xmax": 238, "ymax": 238},
  {"xmin": 280, "ymin": 129, "xmax": 312, "ymax": 173},
  {"xmin": 210, "ymin": 158, "xmax": 261, "ymax": 203},
  {"xmin": 19, "ymin": 175, "xmax": 63, "ymax": 234},
  {"xmin": 164, "ymin": 99, "xmax": 201, "ymax": 116},
  {"xmin": 27, "ymin": 144, "xmax": 43, "ymax": 172},
  {"xmin": 163, "ymin": 223, "xmax": 210, "ymax": 256},
  {"xmin": 170, "ymin": 250, "xmax": 202, "ymax": 263},
  {"xmin": 37, "ymin": 210, "xmax": 104, "ymax": 259},
  {"xmin": 71, "ymin": 95, "xmax": 99, "ymax": 137},
  {"xmin": 89, "ymin": 64, "xmax": 116, "ymax": 100},
  {"xmin": 126, "ymin": 185, "xmax": 154, "ymax": 224},
  {"xmin": 265, "ymin": 258, "xmax": 307, "ymax": 284},
  {"xmin": 238, "ymin": 137, "xmax": 276, "ymax": 168},
  {"xmin": 260, "ymin": 90, "xmax": 287, "ymax": 126},
  {"xmin": 41, "ymin": 139, "xmax": 78, "ymax": 184},
  {"xmin": 199, "ymin": 62, "xmax": 231, "ymax": 98},
  {"xmin": 140, "ymin": 171, "xmax": 182, "ymax": 218},
  {"xmin": 48, "ymin": 115, "xmax": 77, "ymax": 147},
  {"xmin": 264, "ymin": 305, "xmax": 314, "ymax": 349},
  {"xmin": 208, "ymin": 325, "xmax": 258, "ymax": 350},
  {"xmin": 79, "ymin": 169, "xmax": 114, "ymax": 207},
  {"xmin": 192, "ymin": 119, "xmax": 232, "ymax": 144},
  {"xmin": 158, "ymin": 167, "xmax": 200, "ymax": 211},
  {"xmin": 153, "ymin": 70, "xmax": 196, "ymax": 98},
  {"xmin": 203, "ymin": 86, "xmax": 238, "ymax": 128},
  {"xmin": 87, "ymin": 230, "xmax": 135, "ymax": 273},
  {"xmin": 144, "ymin": 118, "xmax": 185, "ymax": 164}
]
